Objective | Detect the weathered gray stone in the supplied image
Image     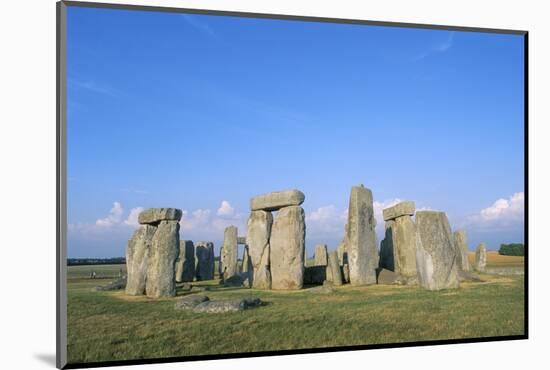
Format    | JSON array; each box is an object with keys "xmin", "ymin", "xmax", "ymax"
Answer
[
  {"xmin": 314, "ymin": 244, "xmax": 328, "ymax": 266},
  {"xmin": 195, "ymin": 242, "xmax": 215, "ymax": 280},
  {"xmin": 346, "ymin": 185, "xmax": 378, "ymax": 285},
  {"xmin": 453, "ymin": 230, "xmax": 471, "ymax": 272},
  {"xmin": 303, "ymin": 265, "xmax": 327, "ymax": 284},
  {"xmin": 342, "ymin": 264, "xmax": 350, "ymax": 283},
  {"xmin": 95, "ymin": 277, "xmax": 127, "ymax": 292},
  {"xmin": 250, "ymin": 189, "xmax": 305, "ymax": 211},
  {"xmin": 306, "ymin": 285, "xmax": 334, "ymax": 294},
  {"xmin": 221, "ymin": 226, "xmax": 239, "ymax": 280},
  {"xmin": 270, "ymin": 205, "xmax": 306, "ymax": 290},
  {"xmin": 126, "ymin": 224, "xmax": 157, "ymax": 295},
  {"xmin": 458, "ymin": 270, "xmax": 483, "ymax": 282},
  {"xmin": 415, "ymin": 211, "xmax": 459, "ymax": 290},
  {"xmin": 475, "ymin": 243, "xmax": 487, "ymax": 272},
  {"xmin": 175, "ymin": 240, "xmax": 195, "ymax": 283},
  {"xmin": 391, "ymin": 216, "xmax": 418, "ymax": 277},
  {"xmin": 193, "ymin": 297, "xmax": 262, "ymax": 313},
  {"xmin": 138, "ymin": 208, "xmax": 182, "ymax": 225},
  {"xmin": 237, "ymin": 236, "xmax": 247, "ymax": 245},
  {"xmin": 174, "ymin": 294, "xmax": 209, "ymax": 310},
  {"xmin": 246, "ymin": 210, "xmax": 273, "ymax": 289},
  {"xmin": 146, "ymin": 220, "xmax": 180, "ymax": 298},
  {"xmin": 376, "ymin": 268, "xmax": 400, "ymax": 285},
  {"xmin": 327, "ymin": 251, "xmax": 343, "ymax": 286},
  {"xmin": 382, "ymin": 201, "xmax": 415, "ymax": 221}
]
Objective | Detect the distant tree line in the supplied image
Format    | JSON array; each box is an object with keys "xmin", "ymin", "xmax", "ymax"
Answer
[
  {"xmin": 67, "ymin": 257, "xmax": 126, "ymax": 266},
  {"xmin": 498, "ymin": 243, "xmax": 525, "ymax": 256}
]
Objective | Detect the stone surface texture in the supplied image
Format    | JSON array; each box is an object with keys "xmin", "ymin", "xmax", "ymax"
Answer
[
  {"xmin": 314, "ymin": 244, "xmax": 328, "ymax": 266},
  {"xmin": 415, "ymin": 211, "xmax": 459, "ymax": 290},
  {"xmin": 327, "ymin": 251, "xmax": 343, "ymax": 286},
  {"xmin": 382, "ymin": 201, "xmax": 415, "ymax": 221},
  {"xmin": 454, "ymin": 230, "xmax": 471, "ymax": 272},
  {"xmin": 246, "ymin": 210, "xmax": 273, "ymax": 289},
  {"xmin": 193, "ymin": 297, "xmax": 262, "ymax": 313},
  {"xmin": 221, "ymin": 226, "xmax": 239, "ymax": 280},
  {"xmin": 475, "ymin": 243, "xmax": 487, "ymax": 272},
  {"xmin": 250, "ymin": 189, "xmax": 305, "ymax": 211},
  {"xmin": 146, "ymin": 220, "xmax": 180, "ymax": 298},
  {"xmin": 174, "ymin": 295, "xmax": 209, "ymax": 310},
  {"xmin": 175, "ymin": 240, "xmax": 195, "ymax": 283},
  {"xmin": 195, "ymin": 242, "xmax": 215, "ymax": 280},
  {"xmin": 125, "ymin": 225, "xmax": 157, "ymax": 295},
  {"xmin": 346, "ymin": 185, "xmax": 379, "ymax": 285},
  {"xmin": 138, "ymin": 208, "xmax": 182, "ymax": 225},
  {"xmin": 390, "ymin": 216, "xmax": 418, "ymax": 277},
  {"xmin": 270, "ymin": 205, "xmax": 306, "ymax": 289}
]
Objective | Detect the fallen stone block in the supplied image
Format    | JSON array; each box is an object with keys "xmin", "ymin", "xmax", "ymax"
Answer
[{"xmin": 174, "ymin": 294, "xmax": 209, "ymax": 310}]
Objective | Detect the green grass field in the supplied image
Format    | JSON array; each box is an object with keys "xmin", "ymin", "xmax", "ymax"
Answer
[{"xmin": 67, "ymin": 257, "xmax": 525, "ymax": 365}]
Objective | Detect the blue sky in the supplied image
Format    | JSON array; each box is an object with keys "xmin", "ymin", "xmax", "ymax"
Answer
[{"xmin": 67, "ymin": 7, "xmax": 525, "ymax": 258}]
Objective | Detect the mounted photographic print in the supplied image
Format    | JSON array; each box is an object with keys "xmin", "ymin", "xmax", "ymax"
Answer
[{"xmin": 57, "ymin": 1, "xmax": 527, "ymax": 368}]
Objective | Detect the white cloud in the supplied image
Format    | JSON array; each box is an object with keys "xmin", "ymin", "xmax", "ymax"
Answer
[
  {"xmin": 216, "ymin": 200, "xmax": 235, "ymax": 217},
  {"xmin": 124, "ymin": 207, "xmax": 144, "ymax": 228},
  {"xmin": 463, "ymin": 192, "xmax": 524, "ymax": 232},
  {"xmin": 480, "ymin": 192, "xmax": 524, "ymax": 221},
  {"xmin": 306, "ymin": 205, "xmax": 347, "ymax": 238},
  {"xmin": 95, "ymin": 202, "xmax": 124, "ymax": 227},
  {"xmin": 305, "ymin": 199, "xmax": 408, "ymax": 243}
]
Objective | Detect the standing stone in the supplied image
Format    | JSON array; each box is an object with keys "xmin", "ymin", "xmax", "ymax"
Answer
[
  {"xmin": 381, "ymin": 202, "xmax": 417, "ymax": 278},
  {"xmin": 415, "ymin": 211, "xmax": 459, "ymax": 290},
  {"xmin": 175, "ymin": 240, "xmax": 195, "ymax": 283},
  {"xmin": 221, "ymin": 226, "xmax": 238, "ymax": 280},
  {"xmin": 146, "ymin": 220, "xmax": 180, "ymax": 298},
  {"xmin": 126, "ymin": 224, "xmax": 157, "ymax": 295},
  {"xmin": 327, "ymin": 251, "xmax": 343, "ymax": 286},
  {"xmin": 346, "ymin": 185, "xmax": 378, "ymax": 285},
  {"xmin": 454, "ymin": 230, "xmax": 471, "ymax": 272},
  {"xmin": 250, "ymin": 189, "xmax": 305, "ymax": 211},
  {"xmin": 475, "ymin": 243, "xmax": 487, "ymax": 272},
  {"xmin": 314, "ymin": 244, "xmax": 328, "ymax": 266},
  {"xmin": 195, "ymin": 242, "xmax": 215, "ymax": 280},
  {"xmin": 390, "ymin": 216, "xmax": 418, "ymax": 277},
  {"xmin": 246, "ymin": 210, "xmax": 273, "ymax": 289},
  {"xmin": 270, "ymin": 205, "xmax": 306, "ymax": 290}
]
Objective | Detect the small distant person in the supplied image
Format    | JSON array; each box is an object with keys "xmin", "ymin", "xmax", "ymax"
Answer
[
  {"xmin": 119, "ymin": 268, "xmax": 122, "ymax": 278},
  {"xmin": 91, "ymin": 271, "xmax": 97, "ymax": 279}
]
